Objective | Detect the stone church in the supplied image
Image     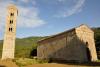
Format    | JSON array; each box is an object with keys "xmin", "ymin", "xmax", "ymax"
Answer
[{"xmin": 37, "ymin": 24, "xmax": 98, "ymax": 62}]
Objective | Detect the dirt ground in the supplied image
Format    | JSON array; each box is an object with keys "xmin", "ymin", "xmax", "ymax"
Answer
[
  {"xmin": 25, "ymin": 62, "xmax": 100, "ymax": 67},
  {"xmin": 0, "ymin": 60, "xmax": 100, "ymax": 67},
  {"xmin": 0, "ymin": 60, "xmax": 18, "ymax": 67}
]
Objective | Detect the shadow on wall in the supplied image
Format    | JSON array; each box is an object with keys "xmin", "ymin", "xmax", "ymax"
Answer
[
  {"xmin": 86, "ymin": 42, "xmax": 91, "ymax": 61},
  {"xmin": 45, "ymin": 34, "xmax": 92, "ymax": 63}
]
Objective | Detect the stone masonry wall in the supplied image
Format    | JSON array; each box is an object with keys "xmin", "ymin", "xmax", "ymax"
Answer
[
  {"xmin": 37, "ymin": 25, "xmax": 98, "ymax": 62},
  {"xmin": 37, "ymin": 30, "xmax": 88, "ymax": 62},
  {"xmin": 76, "ymin": 25, "xmax": 98, "ymax": 61}
]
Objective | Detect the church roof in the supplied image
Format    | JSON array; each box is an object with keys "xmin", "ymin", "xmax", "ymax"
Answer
[{"xmin": 37, "ymin": 24, "xmax": 92, "ymax": 44}]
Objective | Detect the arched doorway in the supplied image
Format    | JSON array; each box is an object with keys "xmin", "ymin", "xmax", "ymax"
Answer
[
  {"xmin": 86, "ymin": 42, "xmax": 91, "ymax": 61},
  {"xmin": 30, "ymin": 48, "xmax": 37, "ymax": 57}
]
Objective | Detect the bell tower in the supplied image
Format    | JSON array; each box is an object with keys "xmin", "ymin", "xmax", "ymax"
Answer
[{"xmin": 2, "ymin": 5, "xmax": 18, "ymax": 59}]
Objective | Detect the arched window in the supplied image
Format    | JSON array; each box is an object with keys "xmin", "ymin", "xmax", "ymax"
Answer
[
  {"xmin": 9, "ymin": 28, "xmax": 13, "ymax": 32},
  {"xmin": 11, "ymin": 28, "xmax": 12, "ymax": 31},
  {"xmin": 10, "ymin": 13, "xmax": 14, "ymax": 16},
  {"xmin": 10, "ymin": 20, "xmax": 13, "ymax": 24},
  {"xmin": 86, "ymin": 42, "xmax": 88, "ymax": 47}
]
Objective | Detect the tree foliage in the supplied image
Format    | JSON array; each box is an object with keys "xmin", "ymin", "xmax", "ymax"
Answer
[{"xmin": 93, "ymin": 27, "xmax": 100, "ymax": 59}]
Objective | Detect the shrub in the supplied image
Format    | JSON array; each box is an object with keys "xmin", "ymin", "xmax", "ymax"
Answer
[{"xmin": 13, "ymin": 58, "xmax": 48, "ymax": 67}]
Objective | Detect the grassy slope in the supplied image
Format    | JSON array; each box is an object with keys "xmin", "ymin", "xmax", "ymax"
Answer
[
  {"xmin": 15, "ymin": 37, "xmax": 45, "ymax": 58},
  {"xmin": 0, "ymin": 37, "xmax": 44, "ymax": 58}
]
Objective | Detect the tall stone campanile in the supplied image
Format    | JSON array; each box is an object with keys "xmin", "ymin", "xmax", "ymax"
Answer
[{"xmin": 2, "ymin": 5, "xmax": 18, "ymax": 59}]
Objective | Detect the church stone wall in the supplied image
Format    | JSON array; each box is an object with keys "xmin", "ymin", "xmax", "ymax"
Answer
[
  {"xmin": 38, "ymin": 30, "xmax": 88, "ymax": 62},
  {"xmin": 37, "ymin": 32, "xmax": 67, "ymax": 59},
  {"xmin": 76, "ymin": 25, "xmax": 98, "ymax": 61},
  {"xmin": 37, "ymin": 25, "xmax": 98, "ymax": 62}
]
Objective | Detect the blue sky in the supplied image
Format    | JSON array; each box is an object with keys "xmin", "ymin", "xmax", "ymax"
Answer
[{"xmin": 0, "ymin": 0, "xmax": 100, "ymax": 39}]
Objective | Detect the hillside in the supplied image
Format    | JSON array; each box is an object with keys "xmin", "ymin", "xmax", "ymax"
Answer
[
  {"xmin": 0, "ymin": 27, "xmax": 99, "ymax": 59},
  {"xmin": 0, "ymin": 36, "xmax": 45, "ymax": 58}
]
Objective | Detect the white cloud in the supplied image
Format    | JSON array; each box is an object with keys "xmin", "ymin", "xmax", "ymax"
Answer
[
  {"xmin": 19, "ymin": 0, "xmax": 29, "ymax": 3},
  {"xmin": 0, "ymin": 1, "xmax": 8, "ymax": 31},
  {"xmin": 17, "ymin": 4, "xmax": 45, "ymax": 28},
  {"xmin": 17, "ymin": 14, "xmax": 45, "ymax": 28},
  {"xmin": 0, "ymin": 0, "xmax": 46, "ymax": 30},
  {"xmin": 55, "ymin": 0, "xmax": 85, "ymax": 17},
  {"xmin": 58, "ymin": 0, "xmax": 66, "ymax": 2},
  {"xmin": 17, "ymin": 0, "xmax": 36, "ymax": 5}
]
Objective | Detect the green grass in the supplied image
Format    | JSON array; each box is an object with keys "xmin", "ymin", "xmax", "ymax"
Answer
[
  {"xmin": 13, "ymin": 58, "xmax": 49, "ymax": 67},
  {"xmin": 96, "ymin": 60, "xmax": 100, "ymax": 62},
  {"xmin": 0, "ymin": 36, "xmax": 45, "ymax": 58}
]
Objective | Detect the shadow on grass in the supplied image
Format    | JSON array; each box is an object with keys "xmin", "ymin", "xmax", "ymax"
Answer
[
  {"xmin": 0, "ymin": 65, "xmax": 5, "ymax": 67},
  {"xmin": 51, "ymin": 60, "xmax": 100, "ymax": 66},
  {"xmin": 65, "ymin": 62, "xmax": 100, "ymax": 66}
]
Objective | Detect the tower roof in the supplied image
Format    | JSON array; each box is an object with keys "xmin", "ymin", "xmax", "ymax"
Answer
[
  {"xmin": 7, "ymin": 4, "xmax": 18, "ymax": 15},
  {"xmin": 37, "ymin": 24, "xmax": 93, "ymax": 44}
]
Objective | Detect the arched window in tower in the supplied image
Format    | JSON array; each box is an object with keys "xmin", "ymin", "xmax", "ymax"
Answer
[
  {"xmin": 86, "ymin": 42, "xmax": 88, "ymax": 47},
  {"xmin": 10, "ymin": 20, "xmax": 13, "ymax": 24},
  {"xmin": 9, "ymin": 28, "xmax": 13, "ymax": 32},
  {"xmin": 11, "ymin": 28, "xmax": 12, "ymax": 32},
  {"xmin": 10, "ymin": 13, "xmax": 14, "ymax": 16}
]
